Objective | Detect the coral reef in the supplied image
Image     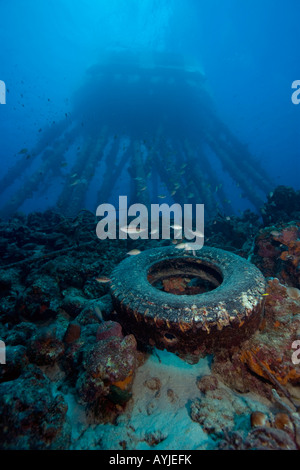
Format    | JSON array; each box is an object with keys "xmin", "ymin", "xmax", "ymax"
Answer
[
  {"xmin": 0, "ymin": 186, "xmax": 299, "ymax": 450},
  {"xmin": 76, "ymin": 333, "xmax": 137, "ymax": 408},
  {"xmin": 190, "ymin": 380, "xmax": 252, "ymax": 435},
  {"xmin": 0, "ymin": 210, "xmax": 141, "ymax": 448},
  {"xmin": 253, "ymin": 222, "xmax": 300, "ymax": 287},
  {"xmin": 0, "ymin": 365, "xmax": 70, "ymax": 450},
  {"xmin": 261, "ymin": 186, "xmax": 300, "ymax": 225},
  {"xmin": 212, "ymin": 278, "xmax": 300, "ymax": 393}
]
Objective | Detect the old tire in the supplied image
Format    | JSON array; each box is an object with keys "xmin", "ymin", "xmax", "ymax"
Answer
[{"xmin": 110, "ymin": 246, "xmax": 266, "ymax": 359}]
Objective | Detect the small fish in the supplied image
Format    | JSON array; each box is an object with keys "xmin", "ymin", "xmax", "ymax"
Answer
[
  {"xmin": 60, "ymin": 162, "xmax": 68, "ymax": 167},
  {"xmin": 94, "ymin": 306, "xmax": 104, "ymax": 322},
  {"xmin": 70, "ymin": 179, "xmax": 80, "ymax": 186},
  {"xmin": 175, "ymin": 243, "xmax": 189, "ymax": 250},
  {"xmin": 150, "ymin": 229, "xmax": 159, "ymax": 235},
  {"xmin": 120, "ymin": 226, "xmax": 147, "ymax": 234},
  {"xmin": 71, "ymin": 173, "xmax": 78, "ymax": 178},
  {"xmin": 26, "ymin": 154, "xmax": 31, "ymax": 160},
  {"xmin": 262, "ymin": 293, "xmax": 269, "ymax": 296},
  {"xmin": 140, "ymin": 186, "xmax": 147, "ymax": 191},
  {"xmin": 187, "ymin": 192, "xmax": 194, "ymax": 198},
  {"xmin": 270, "ymin": 231, "xmax": 280, "ymax": 237},
  {"xmin": 171, "ymin": 224, "xmax": 182, "ymax": 230},
  {"xmin": 158, "ymin": 195, "xmax": 166, "ymax": 199},
  {"xmin": 18, "ymin": 148, "xmax": 28, "ymax": 154},
  {"xmin": 127, "ymin": 249, "xmax": 141, "ymax": 256},
  {"xmin": 95, "ymin": 276, "xmax": 111, "ymax": 283},
  {"xmin": 171, "ymin": 190, "xmax": 177, "ymax": 196}
]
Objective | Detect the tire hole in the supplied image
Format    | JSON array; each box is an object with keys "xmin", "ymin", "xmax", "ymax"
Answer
[
  {"xmin": 148, "ymin": 258, "xmax": 223, "ymax": 295},
  {"xmin": 163, "ymin": 332, "xmax": 177, "ymax": 343}
]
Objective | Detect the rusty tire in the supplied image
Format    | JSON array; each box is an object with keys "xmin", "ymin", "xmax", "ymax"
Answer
[{"xmin": 110, "ymin": 246, "xmax": 266, "ymax": 359}]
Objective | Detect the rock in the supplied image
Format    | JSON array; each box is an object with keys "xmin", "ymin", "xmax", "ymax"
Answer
[
  {"xmin": 212, "ymin": 349, "xmax": 271, "ymax": 396},
  {"xmin": 96, "ymin": 321, "xmax": 123, "ymax": 341},
  {"xmin": 76, "ymin": 297, "xmax": 114, "ymax": 325},
  {"xmin": 0, "ymin": 365, "xmax": 70, "ymax": 449},
  {"xmin": 250, "ymin": 411, "xmax": 270, "ymax": 428},
  {"xmin": 0, "ymin": 269, "xmax": 20, "ymax": 297},
  {"xmin": 239, "ymin": 278, "xmax": 300, "ymax": 387},
  {"xmin": 5, "ymin": 322, "xmax": 37, "ymax": 346},
  {"xmin": 190, "ymin": 386, "xmax": 250, "ymax": 435},
  {"xmin": 245, "ymin": 426, "xmax": 297, "ymax": 450},
  {"xmin": 144, "ymin": 430, "xmax": 167, "ymax": 447},
  {"xmin": 166, "ymin": 388, "xmax": 178, "ymax": 404},
  {"xmin": 61, "ymin": 340, "xmax": 85, "ymax": 379},
  {"xmin": 27, "ymin": 326, "xmax": 65, "ymax": 366},
  {"xmin": 63, "ymin": 322, "xmax": 81, "ymax": 344},
  {"xmin": 97, "ymin": 294, "xmax": 114, "ymax": 318},
  {"xmin": 253, "ymin": 222, "xmax": 300, "ymax": 287},
  {"xmin": 144, "ymin": 377, "xmax": 161, "ymax": 392},
  {"xmin": 196, "ymin": 375, "xmax": 219, "ymax": 393},
  {"xmin": 50, "ymin": 256, "xmax": 87, "ymax": 289},
  {"xmin": 76, "ymin": 334, "xmax": 137, "ymax": 406},
  {"xmin": 0, "ymin": 294, "xmax": 20, "ymax": 324},
  {"xmin": 0, "ymin": 270, "xmax": 13, "ymax": 295},
  {"xmin": 83, "ymin": 278, "xmax": 109, "ymax": 298},
  {"xmin": 218, "ymin": 426, "xmax": 297, "ymax": 450},
  {"xmin": 60, "ymin": 288, "xmax": 90, "ymax": 319},
  {"xmin": 212, "ymin": 278, "xmax": 300, "ymax": 397},
  {"xmin": 19, "ymin": 275, "xmax": 60, "ymax": 321},
  {"xmin": 274, "ymin": 413, "xmax": 294, "ymax": 433},
  {"xmin": 0, "ymin": 345, "xmax": 28, "ymax": 382}
]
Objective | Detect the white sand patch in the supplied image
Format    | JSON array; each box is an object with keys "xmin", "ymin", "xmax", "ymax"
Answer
[
  {"xmin": 65, "ymin": 392, "xmax": 91, "ymax": 441},
  {"xmin": 124, "ymin": 349, "xmax": 212, "ymax": 449},
  {"xmin": 67, "ymin": 348, "xmax": 275, "ymax": 450},
  {"xmin": 71, "ymin": 348, "xmax": 215, "ymax": 450}
]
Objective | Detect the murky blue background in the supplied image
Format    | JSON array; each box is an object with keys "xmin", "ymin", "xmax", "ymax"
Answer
[{"xmin": 0, "ymin": 0, "xmax": 299, "ymax": 214}]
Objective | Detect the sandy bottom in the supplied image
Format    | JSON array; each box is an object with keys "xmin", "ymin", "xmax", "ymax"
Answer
[{"xmin": 65, "ymin": 348, "xmax": 270, "ymax": 450}]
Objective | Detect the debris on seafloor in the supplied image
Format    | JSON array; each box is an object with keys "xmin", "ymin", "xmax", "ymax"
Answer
[{"xmin": 0, "ymin": 187, "xmax": 299, "ymax": 450}]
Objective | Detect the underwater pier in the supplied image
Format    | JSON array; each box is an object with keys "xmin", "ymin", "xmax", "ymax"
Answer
[{"xmin": 0, "ymin": 50, "xmax": 273, "ymax": 219}]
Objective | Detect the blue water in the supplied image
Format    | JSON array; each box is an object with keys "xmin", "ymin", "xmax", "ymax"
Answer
[{"xmin": 0, "ymin": 0, "xmax": 299, "ymax": 216}]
